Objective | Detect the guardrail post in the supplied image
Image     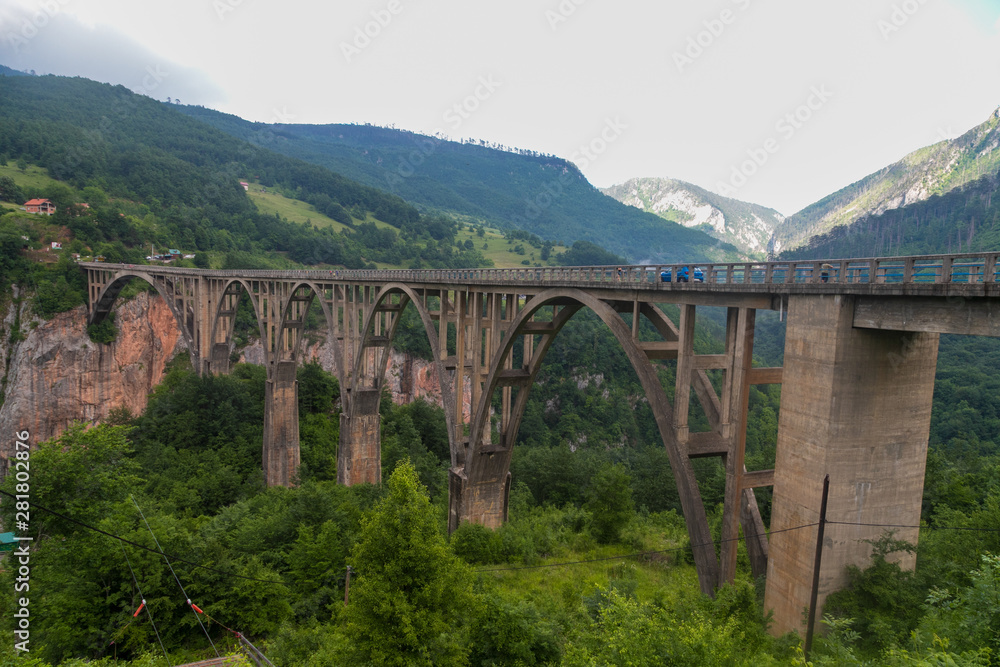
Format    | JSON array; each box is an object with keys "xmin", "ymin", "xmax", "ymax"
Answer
[
  {"xmin": 985, "ymin": 255, "xmax": 998, "ymax": 284},
  {"xmin": 938, "ymin": 257, "xmax": 954, "ymax": 284}
]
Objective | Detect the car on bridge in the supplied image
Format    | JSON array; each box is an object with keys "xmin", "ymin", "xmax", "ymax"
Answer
[{"xmin": 661, "ymin": 266, "xmax": 704, "ymax": 283}]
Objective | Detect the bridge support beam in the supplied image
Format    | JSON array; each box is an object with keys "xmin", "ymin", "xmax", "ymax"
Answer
[
  {"xmin": 448, "ymin": 469, "xmax": 510, "ymax": 533},
  {"xmin": 765, "ymin": 294, "xmax": 939, "ymax": 636},
  {"xmin": 263, "ymin": 361, "xmax": 301, "ymax": 486},
  {"xmin": 338, "ymin": 389, "xmax": 382, "ymax": 486},
  {"xmin": 209, "ymin": 342, "xmax": 231, "ymax": 375}
]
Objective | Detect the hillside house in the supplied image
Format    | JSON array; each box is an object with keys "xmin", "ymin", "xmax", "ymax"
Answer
[
  {"xmin": 239, "ymin": 181, "xmax": 249, "ymax": 191},
  {"xmin": 24, "ymin": 198, "xmax": 56, "ymax": 215},
  {"xmin": 50, "ymin": 241, "xmax": 62, "ymax": 250}
]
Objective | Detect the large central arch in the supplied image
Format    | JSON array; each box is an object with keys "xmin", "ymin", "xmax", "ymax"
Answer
[{"xmin": 457, "ymin": 288, "xmax": 721, "ymax": 593}]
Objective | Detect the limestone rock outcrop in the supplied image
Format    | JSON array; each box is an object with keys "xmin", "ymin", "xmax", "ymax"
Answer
[{"xmin": 0, "ymin": 291, "xmax": 184, "ymax": 467}]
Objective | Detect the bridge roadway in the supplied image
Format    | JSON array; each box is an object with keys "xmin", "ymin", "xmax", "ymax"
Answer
[{"xmin": 81, "ymin": 253, "xmax": 1000, "ymax": 636}]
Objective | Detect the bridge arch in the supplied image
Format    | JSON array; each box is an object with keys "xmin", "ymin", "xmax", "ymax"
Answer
[
  {"xmin": 458, "ymin": 288, "xmax": 719, "ymax": 593},
  {"xmin": 335, "ymin": 283, "xmax": 458, "ymax": 486},
  {"xmin": 89, "ymin": 269, "xmax": 198, "ymax": 363},
  {"xmin": 350, "ymin": 283, "xmax": 457, "ymax": 453},
  {"xmin": 206, "ymin": 279, "xmax": 268, "ymax": 375}
]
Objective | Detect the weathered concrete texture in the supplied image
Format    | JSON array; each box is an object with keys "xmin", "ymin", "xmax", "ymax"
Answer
[
  {"xmin": 337, "ymin": 412, "xmax": 381, "ymax": 485},
  {"xmin": 263, "ymin": 364, "xmax": 301, "ymax": 487},
  {"xmin": 765, "ymin": 294, "xmax": 939, "ymax": 636},
  {"xmin": 338, "ymin": 388, "xmax": 382, "ymax": 486},
  {"xmin": 459, "ymin": 476, "xmax": 509, "ymax": 530},
  {"xmin": 0, "ymin": 292, "xmax": 183, "ymax": 457},
  {"xmin": 243, "ymin": 339, "xmax": 461, "ymax": 415}
]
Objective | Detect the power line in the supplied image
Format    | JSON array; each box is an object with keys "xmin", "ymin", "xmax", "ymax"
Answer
[
  {"xmin": 131, "ymin": 495, "xmax": 219, "ymax": 659},
  {"xmin": 474, "ymin": 519, "xmax": 1000, "ymax": 574},
  {"xmin": 475, "ymin": 521, "xmax": 820, "ymax": 573},
  {"xmin": 117, "ymin": 539, "xmax": 171, "ymax": 666},
  {"xmin": 0, "ymin": 488, "xmax": 287, "ymax": 586}
]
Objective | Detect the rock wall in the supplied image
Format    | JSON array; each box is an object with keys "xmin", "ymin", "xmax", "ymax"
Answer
[
  {"xmin": 0, "ymin": 291, "xmax": 184, "ymax": 467},
  {"xmin": 241, "ymin": 338, "xmax": 461, "ymax": 415},
  {"xmin": 0, "ymin": 291, "xmax": 454, "ymax": 471}
]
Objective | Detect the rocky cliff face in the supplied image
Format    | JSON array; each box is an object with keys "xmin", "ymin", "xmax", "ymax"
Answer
[
  {"xmin": 601, "ymin": 176, "xmax": 783, "ymax": 258},
  {"xmin": 0, "ymin": 291, "xmax": 449, "ymax": 472},
  {"xmin": 0, "ymin": 291, "xmax": 184, "ymax": 468},
  {"xmin": 241, "ymin": 339, "xmax": 464, "ymax": 417}
]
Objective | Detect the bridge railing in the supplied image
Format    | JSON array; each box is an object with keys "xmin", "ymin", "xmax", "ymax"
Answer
[{"xmin": 81, "ymin": 252, "xmax": 1000, "ymax": 287}]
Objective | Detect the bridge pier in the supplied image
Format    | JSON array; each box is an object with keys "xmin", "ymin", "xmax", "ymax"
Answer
[
  {"xmin": 765, "ymin": 294, "xmax": 939, "ymax": 636},
  {"xmin": 209, "ymin": 342, "xmax": 231, "ymax": 375},
  {"xmin": 263, "ymin": 361, "xmax": 301, "ymax": 486},
  {"xmin": 447, "ymin": 469, "xmax": 511, "ymax": 533},
  {"xmin": 338, "ymin": 389, "xmax": 382, "ymax": 486}
]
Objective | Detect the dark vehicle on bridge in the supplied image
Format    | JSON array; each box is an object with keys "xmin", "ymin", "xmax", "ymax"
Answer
[{"xmin": 661, "ymin": 266, "xmax": 704, "ymax": 283}]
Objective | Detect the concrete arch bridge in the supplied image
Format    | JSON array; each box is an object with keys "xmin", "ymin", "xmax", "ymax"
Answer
[{"xmin": 82, "ymin": 254, "xmax": 1000, "ymax": 634}]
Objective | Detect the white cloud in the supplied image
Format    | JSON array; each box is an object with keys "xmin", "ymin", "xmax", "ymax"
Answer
[{"xmin": 1, "ymin": 0, "xmax": 998, "ymax": 214}]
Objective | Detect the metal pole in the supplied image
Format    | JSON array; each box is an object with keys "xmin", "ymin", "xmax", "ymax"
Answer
[
  {"xmin": 804, "ymin": 474, "xmax": 830, "ymax": 660},
  {"xmin": 344, "ymin": 565, "xmax": 352, "ymax": 606}
]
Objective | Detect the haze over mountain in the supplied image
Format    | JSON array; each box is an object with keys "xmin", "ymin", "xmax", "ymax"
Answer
[
  {"xmin": 601, "ymin": 177, "xmax": 784, "ymax": 258},
  {"xmin": 176, "ymin": 107, "xmax": 742, "ymax": 264},
  {"xmin": 773, "ymin": 108, "xmax": 1000, "ymax": 254}
]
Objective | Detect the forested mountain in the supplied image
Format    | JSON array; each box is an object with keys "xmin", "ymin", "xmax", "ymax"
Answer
[
  {"xmin": 773, "ymin": 108, "xmax": 1000, "ymax": 253},
  {"xmin": 783, "ymin": 168, "xmax": 1000, "ymax": 259},
  {"xmin": 0, "ymin": 72, "xmax": 492, "ymax": 272},
  {"xmin": 601, "ymin": 176, "xmax": 783, "ymax": 257},
  {"xmin": 2, "ymin": 68, "xmax": 999, "ymax": 666},
  {"xmin": 177, "ymin": 107, "xmax": 742, "ymax": 263}
]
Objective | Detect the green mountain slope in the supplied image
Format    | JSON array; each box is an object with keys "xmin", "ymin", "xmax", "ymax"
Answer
[
  {"xmin": 0, "ymin": 72, "xmax": 489, "ymax": 269},
  {"xmin": 601, "ymin": 176, "xmax": 784, "ymax": 258},
  {"xmin": 177, "ymin": 107, "xmax": 741, "ymax": 263},
  {"xmin": 782, "ymin": 168, "xmax": 1000, "ymax": 260},
  {"xmin": 774, "ymin": 108, "xmax": 1000, "ymax": 253}
]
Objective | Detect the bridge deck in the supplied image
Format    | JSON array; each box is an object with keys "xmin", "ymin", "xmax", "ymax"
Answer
[{"xmin": 80, "ymin": 252, "xmax": 1000, "ymax": 301}]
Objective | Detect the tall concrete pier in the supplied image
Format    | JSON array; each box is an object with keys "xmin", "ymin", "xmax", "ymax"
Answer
[
  {"xmin": 765, "ymin": 294, "xmax": 939, "ymax": 635},
  {"xmin": 80, "ymin": 253, "xmax": 1000, "ymax": 635}
]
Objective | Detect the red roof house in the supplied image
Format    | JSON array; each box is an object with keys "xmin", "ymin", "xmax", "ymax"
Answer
[{"xmin": 24, "ymin": 199, "xmax": 56, "ymax": 215}]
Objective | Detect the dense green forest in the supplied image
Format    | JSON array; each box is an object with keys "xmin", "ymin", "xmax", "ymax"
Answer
[
  {"xmin": 0, "ymin": 74, "xmax": 496, "ymax": 278},
  {"xmin": 176, "ymin": 109, "xmax": 741, "ymax": 264},
  {"xmin": 1, "ymin": 69, "xmax": 1000, "ymax": 666},
  {"xmin": 783, "ymin": 169, "xmax": 1000, "ymax": 259},
  {"xmin": 3, "ymin": 299, "xmax": 1000, "ymax": 665}
]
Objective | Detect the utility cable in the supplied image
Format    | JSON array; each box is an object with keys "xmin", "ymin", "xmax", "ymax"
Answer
[
  {"xmin": 475, "ymin": 519, "xmax": 1000, "ymax": 573},
  {"xmin": 131, "ymin": 495, "xmax": 220, "ymax": 659},
  {"xmin": 827, "ymin": 520, "xmax": 1000, "ymax": 532},
  {"xmin": 0, "ymin": 489, "xmax": 286, "ymax": 585},
  {"xmin": 118, "ymin": 539, "xmax": 171, "ymax": 666},
  {"xmin": 475, "ymin": 521, "xmax": 820, "ymax": 573}
]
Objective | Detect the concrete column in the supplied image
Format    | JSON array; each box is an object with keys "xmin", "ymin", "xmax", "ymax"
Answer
[
  {"xmin": 263, "ymin": 361, "xmax": 301, "ymax": 487},
  {"xmin": 210, "ymin": 342, "xmax": 231, "ymax": 375},
  {"xmin": 448, "ymin": 469, "xmax": 510, "ymax": 534},
  {"xmin": 338, "ymin": 389, "xmax": 381, "ymax": 486},
  {"xmin": 765, "ymin": 294, "xmax": 939, "ymax": 636}
]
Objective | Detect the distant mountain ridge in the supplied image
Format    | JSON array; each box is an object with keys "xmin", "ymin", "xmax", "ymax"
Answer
[
  {"xmin": 773, "ymin": 108, "xmax": 1000, "ymax": 253},
  {"xmin": 177, "ymin": 107, "xmax": 742, "ymax": 264},
  {"xmin": 601, "ymin": 176, "xmax": 783, "ymax": 257}
]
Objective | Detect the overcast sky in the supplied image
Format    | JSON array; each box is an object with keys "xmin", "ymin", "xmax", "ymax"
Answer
[{"xmin": 1, "ymin": 0, "xmax": 999, "ymax": 215}]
